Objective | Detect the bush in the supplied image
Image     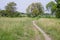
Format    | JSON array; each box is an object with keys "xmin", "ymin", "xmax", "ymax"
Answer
[{"xmin": 56, "ymin": 11, "xmax": 60, "ymax": 18}]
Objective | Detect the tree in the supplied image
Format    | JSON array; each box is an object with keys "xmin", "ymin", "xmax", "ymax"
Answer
[
  {"xmin": 0, "ymin": 10, "xmax": 7, "ymax": 17},
  {"xmin": 26, "ymin": 2, "xmax": 44, "ymax": 17},
  {"xmin": 55, "ymin": 0, "xmax": 60, "ymax": 18},
  {"xmin": 46, "ymin": 1, "xmax": 56, "ymax": 15},
  {"xmin": 5, "ymin": 2, "xmax": 17, "ymax": 17}
]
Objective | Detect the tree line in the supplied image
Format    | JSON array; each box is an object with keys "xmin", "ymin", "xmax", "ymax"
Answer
[
  {"xmin": 0, "ymin": 0, "xmax": 60, "ymax": 18},
  {"xmin": 0, "ymin": 2, "xmax": 25, "ymax": 17}
]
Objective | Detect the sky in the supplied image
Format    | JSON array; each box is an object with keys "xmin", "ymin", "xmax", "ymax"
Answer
[{"xmin": 0, "ymin": 0, "xmax": 55, "ymax": 13}]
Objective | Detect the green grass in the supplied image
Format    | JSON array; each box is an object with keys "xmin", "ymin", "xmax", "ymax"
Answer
[
  {"xmin": 36, "ymin": 18, "xmax": 60, "ymax": 40},
  {"xmin": 0, "ymin": 17, "xmax": 35, "ymax": 40},
  {"xmin": 0, "ymin": 17, "xmax": 45, "ymax": 40}
]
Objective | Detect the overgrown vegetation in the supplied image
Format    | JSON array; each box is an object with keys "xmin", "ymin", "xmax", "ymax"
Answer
[
  {"xmin": 0, "ymin": 0, "xmax": 60, "ymax": 40},
  {"xmin": 36, "ymin": 18, "xmax": 60, "ymax": 40},
  {"xmin": 0, "ymin": 17, "xmax": 45, "ymax": 40}
]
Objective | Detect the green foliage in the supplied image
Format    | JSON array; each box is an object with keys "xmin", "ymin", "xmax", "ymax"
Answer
[
  {"xmin": 5, "ymin": 2, "xmax": 16, "ymax": 12},
  {"xmin": 0, "ymin": 10, "xmax": 21, "ymax": 17},
  {"xmin": 55, "ymin": 0, "xmax": 60, "ymax": 18},
  {"xmin": 46, "ymin": 1, "xmax": 56, "ymax": 15},
  {"xmin": 26, "ymin": 2, "xmax": 44, "ymax": 17},
  {"xmin": 0, "ymin": 10, "xmax": 7, "ymax": 17},
  {"xmin": 46, "ymin": 0, "xmax": 60, "ymax": 18},
  {"xmin": 0, "ymin": 2, "xmax": 23, "ymax": 17},
  {"xmin": 4, "ymin": 2, "xmax": 17, "ymax": 17},
  {"xmin": 32, "ymin": 8, "xmax": 40, "ymax": 17},
  {"xmin": 56, "ymin": 10, "xmax": 60, "ymax": 18}
]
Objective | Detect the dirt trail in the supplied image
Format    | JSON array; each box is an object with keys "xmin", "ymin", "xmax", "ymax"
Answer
[
  {"xmin": 33, "ymin": 26, "xmax": 41, "ymax": 40},
  {"xmin": 32, "ymin": 21, "xmax": 51, "ymax": 40}
]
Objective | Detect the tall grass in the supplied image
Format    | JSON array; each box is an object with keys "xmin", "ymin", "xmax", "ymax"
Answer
[
  {"xmin": 36, "ymin": 18, "xmax": 60, "ymax": 40},
  {"xmin": 0, "ymin": 17, "xmax": 35, "ymax": 40}
]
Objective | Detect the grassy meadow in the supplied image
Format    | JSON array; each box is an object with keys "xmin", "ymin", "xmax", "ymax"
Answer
[
  {"xmin": 0, "ymin": 17, "xmax": 44, "ymax": 40},
  {"xmin": 36, "ymin": 18, "xmax": 60, "ymax": 40}
]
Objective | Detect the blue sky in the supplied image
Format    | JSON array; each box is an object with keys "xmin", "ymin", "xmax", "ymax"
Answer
[{"xmin": 0, "ymin": 0, "xmax": 55, "ymax": 13}]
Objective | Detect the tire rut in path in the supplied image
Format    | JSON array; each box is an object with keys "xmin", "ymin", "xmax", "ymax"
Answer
[{"xmin": 32, "ymin": 21, "xmax": 51, "ymax": 40}]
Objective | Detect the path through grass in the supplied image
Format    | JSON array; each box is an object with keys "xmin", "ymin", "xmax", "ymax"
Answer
[
  {"xmin": 36, "ymin": 18, "xmax": 60, "ymax": 40},
  {"xmin": 0, "ymin": 17, "xmax": 44, "ymax": 40}
]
